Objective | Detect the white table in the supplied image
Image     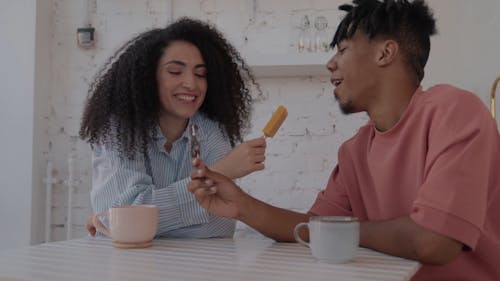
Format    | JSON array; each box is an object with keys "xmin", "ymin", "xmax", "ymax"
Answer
[{"xmin": 0, "ymin": 237, "xmax": 419, "ymax": 281}]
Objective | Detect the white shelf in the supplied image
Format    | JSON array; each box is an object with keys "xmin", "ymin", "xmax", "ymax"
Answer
[{"xmin": 244, "ymin": 52, "xmax": 332, "ymax": 78}]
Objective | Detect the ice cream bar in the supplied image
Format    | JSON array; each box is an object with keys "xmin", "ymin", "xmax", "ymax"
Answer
[
  {"xmin": 189, "ymin": 124, "xmax": 200, "ymax": 159},
  {"xmin": 262, "ymin": 105, "xmax": 288, "ymax": 138}
]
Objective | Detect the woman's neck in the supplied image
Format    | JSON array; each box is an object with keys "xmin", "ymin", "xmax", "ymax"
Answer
[{"xmin": 158, "ymin": 114, "xmax": 188, "ymax": 152}]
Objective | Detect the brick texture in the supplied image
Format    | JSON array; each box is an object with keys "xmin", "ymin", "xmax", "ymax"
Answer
[{"xmin": 47, "ymin": 0, "xmax": 363, "ymax": 241}]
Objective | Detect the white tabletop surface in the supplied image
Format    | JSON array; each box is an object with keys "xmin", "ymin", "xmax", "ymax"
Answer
[{"xmin": 0, "ymin": 237, "xmax": 420, "ymax": 281}]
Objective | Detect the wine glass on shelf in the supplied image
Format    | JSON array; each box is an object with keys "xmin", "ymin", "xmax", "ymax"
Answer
[
  {"xmin": 314, "ymin": 16, "xmax": 329, "ymax": 52},
  {"xmin": 298, "ymin": 15, "xmax": 313, "ymax": 53}
]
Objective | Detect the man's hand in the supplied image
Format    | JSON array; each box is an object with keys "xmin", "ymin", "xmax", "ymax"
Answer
[
  {"xmin": 188, "ymin": 158, "xmax": 249, "ymax": 219},
  {"xmin": 85, "ymin": 214, "xmax": 96, "ymax": 236}
]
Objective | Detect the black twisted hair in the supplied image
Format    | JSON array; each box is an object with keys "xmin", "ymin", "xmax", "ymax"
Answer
[
  {"xmin": 80, "ymin": 17, "xmax": 259, "ymax": 159},
  {"xmin": 331, "ymin": 0, "xmax": 437, "ymax": 83}
]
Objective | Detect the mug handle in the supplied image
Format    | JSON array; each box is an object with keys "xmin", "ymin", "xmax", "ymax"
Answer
[
  {"xmin": 293, "ymin": 222, "xmax": 309, "ymax": 247},
  {"xmin": 92, "ymin": 211, "xmax": 110, "ymax": 237}
]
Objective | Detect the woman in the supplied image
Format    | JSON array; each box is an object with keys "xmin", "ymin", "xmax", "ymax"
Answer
[{"xmin": 80, "ymin": 17, "xmax": 265, "ymax": 238}]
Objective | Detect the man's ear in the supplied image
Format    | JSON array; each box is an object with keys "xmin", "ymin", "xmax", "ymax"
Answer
[{"xmin": 376, "ymin": 40, "xmax": 399, "ymax": 66}]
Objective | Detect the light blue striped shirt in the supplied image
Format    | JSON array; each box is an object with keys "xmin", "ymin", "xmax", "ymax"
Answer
[{"xmin": 91, "ymin": 113, "xmax": 235, "ymax": 238}]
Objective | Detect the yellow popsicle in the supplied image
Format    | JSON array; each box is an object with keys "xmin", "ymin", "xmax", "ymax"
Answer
[{"xmin": 262, "ymin": 105, "xmax": 288, "ymax": 138}]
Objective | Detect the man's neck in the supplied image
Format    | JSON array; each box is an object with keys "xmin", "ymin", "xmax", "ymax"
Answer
[{"xmin": 368, "ymin": 82, "xmax": 418, "ymax": 132}]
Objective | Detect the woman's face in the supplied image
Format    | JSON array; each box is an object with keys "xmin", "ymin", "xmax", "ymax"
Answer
[{"xmin": 156, "ymin": 40, "xmax": 207, "ymax": 122}]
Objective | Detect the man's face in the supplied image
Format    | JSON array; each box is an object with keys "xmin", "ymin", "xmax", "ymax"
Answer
[{"xmin": 327, "ymin": 30, "xmax": 379, "ymax": 114}]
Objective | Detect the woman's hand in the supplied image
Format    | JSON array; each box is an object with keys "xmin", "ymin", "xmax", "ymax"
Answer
[
  {"xmin": 211, "ymin": 137, "xmax": 266, "ymax": 179},
  {"xmin": 85, "ymin": 214, "xmax": 96, "ymax": 236}
]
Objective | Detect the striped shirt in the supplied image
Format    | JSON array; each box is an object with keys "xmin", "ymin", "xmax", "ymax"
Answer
[{"xmin": 91, "ymin": 113, "xmax": 236, "ymax": 238}]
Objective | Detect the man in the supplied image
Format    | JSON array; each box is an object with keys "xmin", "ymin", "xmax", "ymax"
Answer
[{"xmin": 188, "ymin": 0, "xmax": 500, "ymax": 280}]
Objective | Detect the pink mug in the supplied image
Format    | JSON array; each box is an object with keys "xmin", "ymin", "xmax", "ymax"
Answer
[{"xmin": 93, "ymin": 205, "xmax": 158, "ymax": 248}]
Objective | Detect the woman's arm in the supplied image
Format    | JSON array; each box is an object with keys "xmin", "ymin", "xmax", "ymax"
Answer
[
  {"xmin": 91, "ymin": 144, "xmax": 212, "ymax": 235},
  {"xmin": 210, "ymin": 137, "xmax": 266, "ymax": 179}
]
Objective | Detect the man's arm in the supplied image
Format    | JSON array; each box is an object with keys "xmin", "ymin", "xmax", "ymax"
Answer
[
  {"xmin": 238, "ymin": 196, "xmax": 311, "ymax": 242},
  {"xmin": 189, "ymin": 159, "xmax": 463, "ymax": 263},
  {"xmin": 360, "ymin": 216, "xmax": 463, "ymax": 264},
  {"xmin": 188, "ymin": 158, "xmax": 311, "ymax": 241}
]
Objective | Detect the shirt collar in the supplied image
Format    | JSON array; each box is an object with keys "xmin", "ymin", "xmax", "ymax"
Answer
[{"xmin": 153, "ymin": 113, "xmax": 207, "ymax": 150}]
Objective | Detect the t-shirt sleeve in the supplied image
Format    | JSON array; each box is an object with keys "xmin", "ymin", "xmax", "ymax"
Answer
[
  {"xmin": 309, "ymin": 146, "xmax": 353, "ymax": 216},
  {"xmin": 410, "ymin": 94, "xmax": 498, "ymax": 250}
]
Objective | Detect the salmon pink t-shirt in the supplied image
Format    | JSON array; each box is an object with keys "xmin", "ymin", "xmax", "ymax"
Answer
[{"xmin": 310, "ymin": 84, "xmax": 500, "ymax": 280}]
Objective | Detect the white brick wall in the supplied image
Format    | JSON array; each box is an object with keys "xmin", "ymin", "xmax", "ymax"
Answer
[
  {"xmin": 45, "ymin": 0, "xmax": 357, "ymax": 241},
  {"xmin": 43, "ymin": 0, "xmax": 500, "ymax": 241}
]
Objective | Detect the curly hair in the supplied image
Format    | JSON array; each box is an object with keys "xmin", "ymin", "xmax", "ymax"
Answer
[
  {"xmin": 80, "ymin": 17, "xmax": 259, "ymax": 159},
  {"xmin": 331, "ymin": 0, "xmax": 437, "ymax": 83}
]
